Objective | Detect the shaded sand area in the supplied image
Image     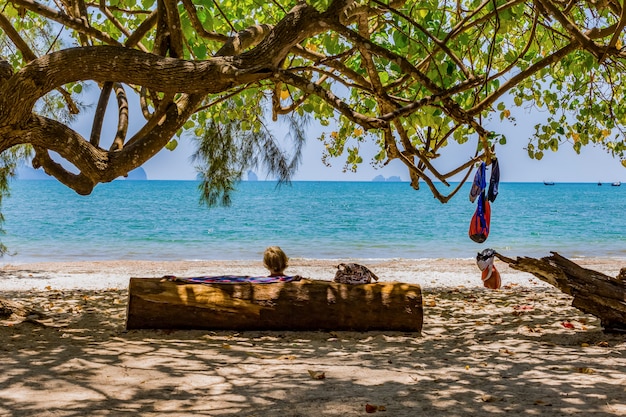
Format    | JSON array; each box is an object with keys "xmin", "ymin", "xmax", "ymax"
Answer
[{"xmin": 1, "ymin": 258, "xmax": 626, "ymax": 416}]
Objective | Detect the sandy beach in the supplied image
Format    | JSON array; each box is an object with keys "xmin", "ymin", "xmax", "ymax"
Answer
[{"xmin": 1, "ymin": 257, "xmax": 626, "ymax": 416}]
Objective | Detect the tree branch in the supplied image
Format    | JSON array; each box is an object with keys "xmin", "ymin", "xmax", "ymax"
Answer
[
  {"xmin": 0, "ymin": 46, "xmax": 253, "ymax": 126},
  {"xmin": 109, "ymin": 83, "xmax": 129, "ymax": 151},
  {"xmin": 10, "ymin": 0, "xmax": 123, "ymax": 46},
  {"xmin": 216, "ymin": 24, "xmax": 274, "ymax": 56},
  {"xmin": 90, "ymin": 81, "xmax": 112, "ymax": 146},
  {"xmin": 97, "ymin": 0, "xmax": 149, "ymax": 52},
  {"xmin": 125, "ymin": 9, "xmax": 157, "ymax": 49},
  {"xmin": 180, "ymin": 0, "xmax": 228, "ymax": 43},
  {"xmin": 534, "ymin": 0, "xmax": 603, "ymax": 58},
  {"xmin": 274, "ymin": 70, "xmax": 387, "ymax": 130},
  {"xmin": 599, "ymin": 0, "xmax": 626, "ymax": 63}
]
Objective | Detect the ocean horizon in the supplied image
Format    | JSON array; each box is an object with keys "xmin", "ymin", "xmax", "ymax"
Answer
[{"xmin": 0, "ymin": 179, "xmax": 624, "ymax": 264}]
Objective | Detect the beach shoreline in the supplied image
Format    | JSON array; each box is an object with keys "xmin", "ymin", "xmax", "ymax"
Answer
[
  {"xmin": 0, "ymin": 256, "xmax": 624, "ymax": 291},
  {"xmin": 2, "ymin": 257, "xmax": 626, "ymax": 416}
]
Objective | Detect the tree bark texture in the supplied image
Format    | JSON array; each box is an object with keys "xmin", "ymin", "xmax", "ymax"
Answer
[
  {"xmin": 496, "ymin": 252, "xmax": 626, "ymax": 332},
  {"xmin": 126, "ymin": 277, "xmax": 423, "ymax": 332}
]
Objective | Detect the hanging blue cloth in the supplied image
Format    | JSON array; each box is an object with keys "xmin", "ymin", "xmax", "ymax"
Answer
[
  {"xmin": 488, "ymin": 158, "xmax": 500, "ymax": 202},
  {"xmin": 469, "ymin": 162, "xmax": 486, "ymax": 203}
]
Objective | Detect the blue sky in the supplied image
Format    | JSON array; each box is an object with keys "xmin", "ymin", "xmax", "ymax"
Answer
[
  {"xmin": 136, "ymin": 127, "xmax": 625, "ymax": 183},
  {"xmin": 70, "ymin": 85, "xmax": 626, "ymax": 183}
]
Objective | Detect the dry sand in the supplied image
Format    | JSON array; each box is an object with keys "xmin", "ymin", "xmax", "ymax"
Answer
[{"xmin": 1, "ymin": 257, "xmax": 625, "ymax": 416}]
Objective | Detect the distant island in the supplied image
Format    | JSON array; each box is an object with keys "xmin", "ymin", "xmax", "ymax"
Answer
[{"xmin": 372, "ymin": 175, "xmax": 402, "ymax": 182}]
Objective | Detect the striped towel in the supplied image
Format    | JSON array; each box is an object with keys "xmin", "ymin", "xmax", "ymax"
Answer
[{"xmin": 164, "ymin": 275, "xmax": 301, "ymax": 284}]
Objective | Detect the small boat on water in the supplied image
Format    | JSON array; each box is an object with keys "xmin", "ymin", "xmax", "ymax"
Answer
[
  {"xmin": 612, "ymin": 181, "xmax": 621, "ymax": 187},
  {"xmin": 598, "ymin": 182, "xmax": 602, "ymax": 186},
  {"xmin": 543, "ymin": 181, "xmax": 555, "ymax": 186}
]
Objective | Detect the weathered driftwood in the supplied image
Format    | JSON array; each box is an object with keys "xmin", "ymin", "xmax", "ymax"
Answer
[
  {"xmin": 496, "ymin": 252, "xmax": 626, "ymax": 332},
  {"xmin": 0, "ymin": 298, "xmax": 29, "ymax": 319},
  {"xmin": 126, "ymin": 278, "xmax": 423, "ymax": 332},
  {"xmin": 0, "ymin": 298, "xmax": 49, "ymax": 325}
]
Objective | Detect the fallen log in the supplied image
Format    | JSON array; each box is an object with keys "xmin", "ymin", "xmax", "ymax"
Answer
[
  {"xmin": 496, "ymin": 252, "xmax": 626, "ymax": 332},
  {"xmin": 0, "ymin": 298, "xmax": 50, "ymax": 326},
  {"xmin": 126, "ymin": 278, "xmax": 423, "ymax": 332},
  {"xmin": 0, "ymin": 298, "xmax": 30, "ymax": 320}
]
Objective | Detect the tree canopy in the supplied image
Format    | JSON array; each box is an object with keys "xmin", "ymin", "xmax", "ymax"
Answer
[{"xmin": 1, "ymin": 0, "xmax": 626, "ymax": 209}]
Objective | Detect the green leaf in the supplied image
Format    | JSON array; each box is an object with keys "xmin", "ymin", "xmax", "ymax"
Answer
[
  {"xmin": 165, "ymin": 139, "xmax": 178, "ymax": 151},
  {"xmin": 446, "ymin": 61, "xmax": 455, "ymax": 76},
  {"xmin": 393, "ymin": 31, "xmax": 408, "ymax": 48},
  {"xmin": 574, "ymin": 141, "xmax": 582, "ymax": 153},
  {"xmin": 192, "ymin": 43, "xmax": 208, "ymax": 58},
  {"xmin": 549, "ymin": 140, "xmax": 558, "ymax": 152}
]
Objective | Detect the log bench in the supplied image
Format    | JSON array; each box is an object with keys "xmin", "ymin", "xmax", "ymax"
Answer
[{"xmin": 126, "ymin": 277, "xmax": 423, "ymax": 332}]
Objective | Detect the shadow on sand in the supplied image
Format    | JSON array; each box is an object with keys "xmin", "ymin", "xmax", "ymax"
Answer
[{"xmin": 1, "ymin": 286, "xmax": 625, "ymax": 416}]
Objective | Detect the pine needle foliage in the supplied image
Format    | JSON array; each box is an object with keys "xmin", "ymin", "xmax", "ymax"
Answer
[{"xmin": 193, "ymin": 101, "xmax": 306, "ymax": 207}]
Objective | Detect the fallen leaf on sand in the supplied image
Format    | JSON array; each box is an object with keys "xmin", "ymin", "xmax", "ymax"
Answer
[
  {"xmin": 575, "ymin": 367, "xmax": 595, "ymax": 374},
  {"xmin": 561, "ymin": 321, "xmax": 575, "ymax": 329},
  {"xmin": 307, "ymin": 370, "xmax": 325, "ymax": 380},
  {"xmin": 524, "ymin": 325, "xmax": 542, "ymax": 333},
  {"xmin": 365, "ymin": 403, "xmax": 377, "ymax": 413},
  {"xmin": 534, "ymin": 400, "xmax": 552, "ymax": 406},
  {"xmin": 480, "ymin": 394, "xmax": 497, "ymax": 402}
]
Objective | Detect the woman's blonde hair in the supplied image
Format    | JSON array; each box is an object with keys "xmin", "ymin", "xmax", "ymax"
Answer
[{"xmin": 263, "ymin": 246, "xmax": 288, "ymax": 274}]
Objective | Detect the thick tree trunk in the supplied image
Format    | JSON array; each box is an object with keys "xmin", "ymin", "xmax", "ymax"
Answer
[
  {"xmin": 496, "ymin": 252, "xmax": 626, "ymax": 332},
  {"xmin": 126, "ymin": 278, "xmax": 423, "ymax": 332}
]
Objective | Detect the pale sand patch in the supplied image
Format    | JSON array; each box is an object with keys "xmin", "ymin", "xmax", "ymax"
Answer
[
  {"xmin": 1, "ymin": 256, "xmax": 622, "ymax": 291},
  {"xmin": 1, "ymin": 258, "xmax": 625, "ymax": 416}
]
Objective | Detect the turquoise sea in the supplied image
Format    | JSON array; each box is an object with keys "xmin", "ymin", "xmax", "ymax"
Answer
[{"xmin": 0, "ymin": 180, "xmax": 624, "ymax": 263}]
